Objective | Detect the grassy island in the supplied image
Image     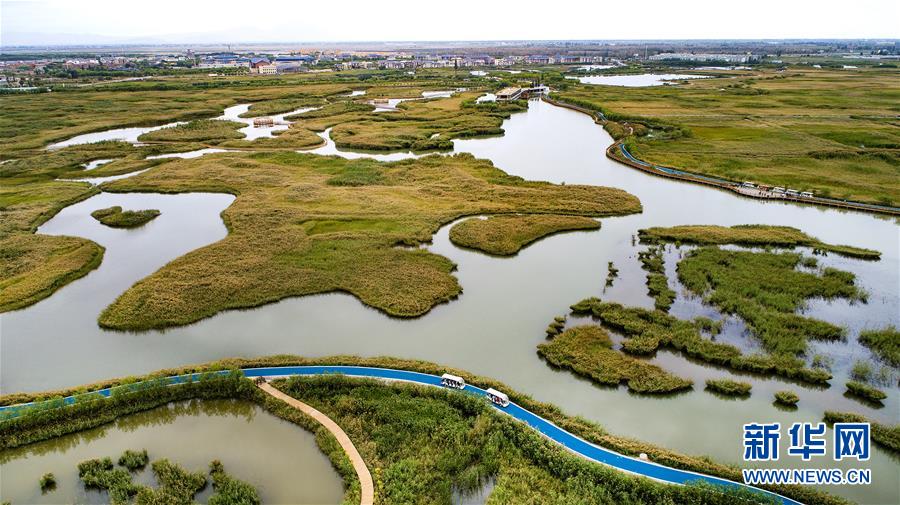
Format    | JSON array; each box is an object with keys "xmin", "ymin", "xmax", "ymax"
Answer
[
  {"xmin": 137, "ymin": 119, "xmax": 245, "ymax": 143},
  {"xmin": 94, "ymin": 151, "xmax": 639, "ymax": 330},
  {"xmin": 449, "ymin": 214, "xmax": 600, "ymax": 255},
  {"xmin": 705, "ymin": 379, "xmax": 752, "ymax": 397},
  {"xmin": 638, "ymin": 224, "xmax": 880, "ymax": 259},
  {"xmin": 538, "ymin": 325, "xmax": 693, "ymax": 394},
  {"xmin": 91, "ymin": 206, "xmax": 160, "ymax": 228},
  {"xmin": 823, "ymin": 411, "xmax": 900, "ymax": 454}
]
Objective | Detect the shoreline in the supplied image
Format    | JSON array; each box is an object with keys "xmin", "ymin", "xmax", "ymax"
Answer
[{"xmin": 541, "ymin": 96, "xmax": 900, "ymax": 217}]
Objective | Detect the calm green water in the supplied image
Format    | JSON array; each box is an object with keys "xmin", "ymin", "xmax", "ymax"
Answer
[
  {"xmin": 0, "ymin": 399, "xmax": 344, "ymax": 504},
  {"xmin": 2, "ymin": 99, "xmax": 898, "ymax": 503}
]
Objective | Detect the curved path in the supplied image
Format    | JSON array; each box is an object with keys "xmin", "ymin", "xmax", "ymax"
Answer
[
  {"xmin": 0, "ymin": 365, "xmax": 801, "ymax": 505},
  {"xmin": 257, "ymin": 381, "xmax": 375, "ymax": 505}
]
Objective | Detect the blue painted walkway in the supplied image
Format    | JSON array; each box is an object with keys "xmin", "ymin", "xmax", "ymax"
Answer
[{"xmin": 0, "ymin": 365, "xmax": 800, "ymax": 505}]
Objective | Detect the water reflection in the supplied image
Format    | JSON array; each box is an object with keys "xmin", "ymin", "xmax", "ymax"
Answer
[
  {"xmin": 0, "ymin": 400, "xmax": 343, "ymax": 505},
  {"xmin": 4, "ymin": 100, "xmax": 898, "ymax": 504}
]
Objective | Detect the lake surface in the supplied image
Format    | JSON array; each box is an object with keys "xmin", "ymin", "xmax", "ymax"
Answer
[
  {"xmin": 46, "ymin": 122, "xmax": 185, "ymax": 150},
  {"xmin": 4, "ymin": 100, "xmax": 898, "ymax": 504},
  {"xmin": 567, "ymin": 73, "xmax": 711, "ymax": 86},
  {"xmin": 0, "ymin": 400, "xmax": 343, "ymax": 504}
]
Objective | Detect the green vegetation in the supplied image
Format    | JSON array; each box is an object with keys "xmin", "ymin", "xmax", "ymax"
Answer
[
  {"xmin": 705, "ymin": 379, "xmax": 752, "ymax": 397},
  {"xmin": 545, "ymin": 315, "xmax": 566, "ymax": 337},
  {"xmin": 845, "ymin": 381, "xmax": 887, "ymax": 403},
  {"xmin": 554, "ymin": 67, "xmax": 900, "ymax": 205},
  {"xmin": 637, "ymin": 246, "xmax": 675, "ymax": 311},
  {"xmin": 538, "ymin": 325, "xmax": 693, "ymax": 393},
  {"xmin": 137, "ymin": 119, "xmax": 245, "ymax": 143},
  {"xmin": 208, "ymin": 460, "xmax": 261, "ymax": 505},
  {"xmin": 39, "ymin": 472, "xmax": 55, "ymax": 492},
  {"xmin": 76, "ymin": 454, "xmax": 250, "ymax": 505},
  {"xmin": 449, "ymin": 214, "xmax": 600, "ymax": 255},
  {"xmin": 858, "ymin": 326, "xmax": 900, "ymax": 366},
  {"xmin": 850, "ymin": 360, "xmax": 873, "ymax": 382},
  {"xmin": 692, "ymin": 316, "xmax": 723, "ymax": 336},
  {"xmin": 569, "ymin": 298, "xmax": 831, "ymax": 384},
  {"xmin": 118, "ymin": 449, "xmax": 149, "ymax": 471},
  {"xmin": 94, "ymin": 151, "xmax": 638, "ymax": 330},
  {"xmin": 0, "ymin": 355, "xmax": 846, "ymax": 505},
  {"xmin": 774, "ymin": 390, "xmax": 800, "ymax": 406},
  {"xmin": 605, "ymin": 261, "xmax": 618, "ymax": 287},
  {"xmin": 638, "ymin": 224, "xmax": 880, "ymax": 259},
  {"xmin": 91, "ymin": 206, "xmax": 160, "ymax": 228},
  {"xmin": 823, "ymin": 411, "xmax": 900, "ymax": 454},
  {"xmin": 677, "ymin": 247, "xmax": 862, "ymax": 355},
  {"xmin": 239, "ymin": 96, "xmax": 325, "ymax": 118},
  {"xmin": 320, "ymin": 93, "xmax": 528, "ymax": 152}
]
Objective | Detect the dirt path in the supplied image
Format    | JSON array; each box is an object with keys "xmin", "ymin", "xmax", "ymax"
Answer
[{"xmin": 257, "ymin": 381, "xmax": 375, "ymax": 505}]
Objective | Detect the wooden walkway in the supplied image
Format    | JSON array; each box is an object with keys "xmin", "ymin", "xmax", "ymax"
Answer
[{"xmin": 257, "ymin": 381, "xmax": 375, "ymax": 505}]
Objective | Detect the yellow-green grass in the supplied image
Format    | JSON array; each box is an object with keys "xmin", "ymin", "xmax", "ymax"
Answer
[
  {"xmin": 448, "ymin": 214, "xmax": 600, "ymax": 255},
  {"xmin": 217, "ymin": 124, "xmax": 324, "ymax": 150},
  {"xmin": 845, "ymin": 381, "xmax": 888, "ymax": 403},
  {"xmin": 298, "ymin": 92, "xmax": 527, "ymax": 152},
  {"xmin": 0, "ymin": 356, "xmax": 846, "ymax": 505},
  {"xmin": 137, "ymin": 120, "xmax": 245, "ymax": 143},
  {"xmin": 538, "ymin": 325, "xmax": 693, "ymax": 394},
  {"xmin": 94, "ymin": 151, "xmax": 640, "ymax": 330},
  {"xmin": 705, "ymin": 378, "xmax": 752, "ymax": 397},
  {"xmin": 774, "ymin": 390, "xmax": 800, "ymax": 406},
  {"xmin": 0, "ymin": 176, "xmax": 104, "ymax": 312},
  {"xmin": 554, "ymin": 67, "xmax": 900, "ymax": 205},
  {"xmin": 858, "ymin": 327, "xmax": 900, "ymax": 367},
  {"xmin": 639, "ymin": 224, "xmax": 880, "ymax": 259},
  {"xmin": 0, "ymin": 79, "xmax": 353, "ymax": 154},
  {"xmin": 677, "ymin": 247, "xmax": 863, "ymax": 355},
  {"xmin": 823, "ymin": 411, "xmax": 900, "ymax": 454},
  {"xmin": 0, "ymin": 233, "xmax": 104, "ymax": 312},
  {"xmin": 238, "ymin": 96, "xmax": 326, "ymax": 117},
  {"xmin": 91, "ymin": 206, "xmax": 160, "ymax": 228},
  {"xmin": 570, "ymin": 298, "xmax": 832, "ymax": 384}
]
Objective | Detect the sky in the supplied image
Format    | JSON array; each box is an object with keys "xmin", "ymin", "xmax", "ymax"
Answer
[{"xmin": 2, "ymin": 0, "xmax": 898, "ymax": 46}]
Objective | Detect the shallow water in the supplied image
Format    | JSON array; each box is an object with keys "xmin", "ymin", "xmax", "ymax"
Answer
[
  {"xmin": 83, "ymin": 159, "xmax": 114, "ymax": 170},
  {"xmin": 0, "ymin": 400, "xmax": 343, "ymax": 504},
  {"xmin": 303, "ymin": 128, "xmax": 427, "ymax": 161},
  {"xmin": 217, "ymin": 104, "xmax": 317, "ymax": 140},
  {"xmin": 4, "ymin": 100, "xmax": 898, "ymax": 504},
  {"xmin": 46, "ymin": 122, "xmax": 184, "ymax": 150},
  {"xmin": 566, "ymin": 73, "xmax": 711, "ymax": 86}
]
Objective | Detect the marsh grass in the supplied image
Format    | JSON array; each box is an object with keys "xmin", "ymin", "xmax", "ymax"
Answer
[
  {"xmin": 844, "ymin": 381, "xmax": 887, "ymax": 403},
  {"xmin": 91, "ymin": 206, "xmax": 160, "ymax": 228},
  {"xmin": 774, "ymin": 390, "xmax": 800, "ymax": 406},
  {"xmin": 537, "ymin": 325, "xmax": 693, "ymax": 394},
  {"xmin": 676, "ymin": 247, "xmax": 861, "ymax": 355},
  {"xmin": 858, "ymin": 327, "xmax": 900, "ymax": 367},
  {"xmin": 96, "ymin": 152, "xmax": 639, "ymax": 330},
  {"xmin": 639, "ymin": 225, "xmax": 880, "ymax": 260},
  {"xmin": 118, "ymin": 449, "xmax": 149, "ymax": 471},
  {"xmin": 449, "ymin": 214, "xmax": 600, "ymax": 256},
  {"xmin": 137, "ymin": 120, "xmax": 245, "ymax": 143},
  {"xmin": 705, "ymin": 379, "xmax": 752, "ymax": 397},
  {"xmin": 39, "ymin": 472, "xmax": 55, "ymax": 492},
  {"xmin": 569, "ymin": 298, "xmax": 831, "ymax": 384},
  {"xmin": 638, "ymin": 246, "xmax": 676, "ymax": 311},
  {"xmin": 555, "ymin": 68, "xmax": 900, "ymax": 205}
]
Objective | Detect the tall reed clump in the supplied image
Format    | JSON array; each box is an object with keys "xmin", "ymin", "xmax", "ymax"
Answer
[
  {"xmin": 858, "ymin": 326, "xmax": 900, "ymax": 367},
  {"xmin": 637, "ymin": 246, "xmax": 676, "ymax": 311},
  {"xmin": 705, "ymin": 379, "xmax": 752, "ymax": 397}
]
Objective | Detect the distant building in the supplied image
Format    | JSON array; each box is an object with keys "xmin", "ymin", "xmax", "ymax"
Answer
[{"xmin": 649, "ymin": 53, "xmax": 750, "ymax": 63}]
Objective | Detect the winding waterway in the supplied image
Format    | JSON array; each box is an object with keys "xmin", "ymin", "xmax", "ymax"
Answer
[
  {"xmin": 3, "ymin": 100, "xmax": 898, "ymax": 504},
  {"xmin": 0, "ymin": 400, "xmax": 344, "ymax": 504}
]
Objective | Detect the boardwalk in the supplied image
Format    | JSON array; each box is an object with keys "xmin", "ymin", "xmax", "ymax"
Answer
[
  {"xmin": 1, "ymin": 365, "xmax": 801, "ymax": 505},
  {"xmin": 257, "ymin": 381, "xmax": 375, "ymax": 505}
]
